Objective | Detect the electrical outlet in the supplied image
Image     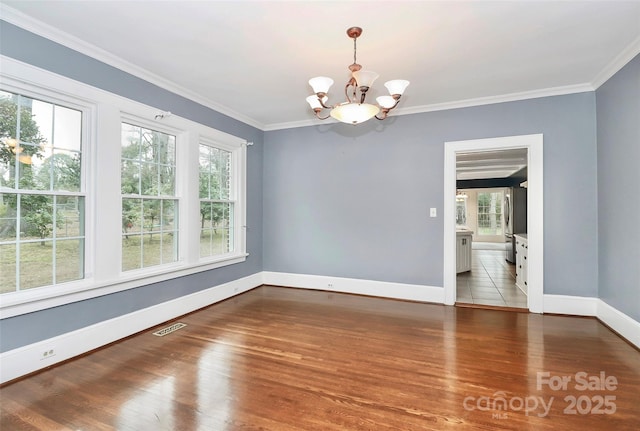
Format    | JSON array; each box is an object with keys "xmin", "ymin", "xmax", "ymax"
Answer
[
  {"xmin": 40, "ymin": 348, "xmax": 56, "ymax": 360},
  {"xmin": 327, "ymin": 283, "xmax": 334, "ymax": 288}
]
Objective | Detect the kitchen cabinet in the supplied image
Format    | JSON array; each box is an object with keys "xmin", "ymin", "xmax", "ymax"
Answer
[
  {"xmin": 515, "ymin": 234, "xmax": 528, "ymax": 294},
  {"xmin": 456, "ymin": 231, "xmax": 473, "ymax": 273}
]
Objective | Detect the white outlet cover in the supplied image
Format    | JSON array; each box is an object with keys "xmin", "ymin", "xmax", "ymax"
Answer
[{"xmin": 430, "ymin": 208, "xmax": 437, "ymax": 217}]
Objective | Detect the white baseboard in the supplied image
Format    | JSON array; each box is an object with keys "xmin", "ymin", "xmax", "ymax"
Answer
[
  {"xmin": 543, "ymin": 294, "xmax": 639, "ymax": 349},
  {"xmin": 3, "ymin": 275, "xmax": 637, "ymax": 384},
  {"xmin": 597, "ymin": 299, "xmax": 640, "ymax": 349},
  {"xmin": 0, "ymin": 272, "xmax": 262, "ymax": 384},
  {"xmin": 543, "ymin": 294, "xmax": 598, "ymax": 316},
  {"xmin": 262, "ymin": 271, "xmax": 445, "ymax": 304}
]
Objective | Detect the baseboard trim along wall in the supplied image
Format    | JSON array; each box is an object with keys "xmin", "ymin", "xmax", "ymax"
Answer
[
  {"xmin": 542, "ymin": 294, "xmax": 599, "ymax": 316},
  {"xmin": 543, "ymin": 294, "xmax": 640, "ymax": 349},
  {"xmin": 0, "ymin": 272, "xmax": 263, "ymax": 385},
  {"xmin": 262, "ymin": 271, "xmax": 445, "ymax": 304},
  {"xmin": 597, "ymin": 299, "xmax": 640, "ymax": 348},
  {"xmin": 2, "ymin": 275, "xmax": 638, "ymax": 384}
]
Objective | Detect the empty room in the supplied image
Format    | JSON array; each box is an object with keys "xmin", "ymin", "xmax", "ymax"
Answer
[{"xmin": 0, "ymin": 1, "xmax": 639, "ymax": 430}]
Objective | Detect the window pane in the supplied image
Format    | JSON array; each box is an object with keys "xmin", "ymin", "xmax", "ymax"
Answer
[
  {"xmin": 477, "ymin": 191, "xmax": 503, "ymax": 236},
  {"xmin": 142, "ymin": 234, "xmax": 162, "ymax": 267},
  {"xmin": 204, "ymin": 202, "xmax": 215, "ymax": 229},
  {"xmin": 200, "ymin": 229, "xmax": 212, "ymax": 258},
  {"xmin": 123, "ymin": 198, "xmax": 142, "ymax": 234},
  {"xmin": 0, "ymin": 147, "xmax": 14, "ymax": 189},
  {"xmin": 162, "ymin": 199, "xmax": 176, "ymax": 231},
  {"xmin": 145, "ymin": 163, "xmax": 159, "ymax": 195},
  {"xmin": 20, "ymin": 241, "xmax": 53, "ymax": 290},
  {"xmin": 0, "ymin": 193, "xmax": 17, "ymax": 242},
  {"xmin": 55, "ymin": 196, "xmax": 84, "ymax": 238},
  {"xmin": 51, "ymin": 150, "xmax": 81, "ymax": 192},
  {"xmin": 121, "ymin": 123, "xmax": 141, "ymax": 161},
  {"xmin": 17, "ymin": 152, "xmax": 48, "ymax": 191},
  {"xmin": 29, "ymin": 98, "xmax": 53, "ymax": 148},
  {"xmin": 0, "ymin": 243, "xmax": 16, "ymax": 293},
  {"xmin": 56, "ymin": 239, "xmax": 83, "ymax": 283},
  {"xmin": 159, "ymin": 165, "xmax": 174, "ymax": 195},
  {"xmin": 20, "ymin": 194, "xmax": 55, "ymax": 241},
  {"xmin": 52, "ymin": 105, "xmax": 82, "ymax": 151},
  {"xmin": 161, "ymin": 231, "xmax": 177, "ymax": 264},
  {"xmin": 156, "ymin": 134, "xmax": 175, "ymax": 166},
  {"xmin": 121, "ymin": 159, "xmax": 141, "ymax": 194},
  {"xmin": 122, "ymin": 234, "xmax": 142, "ymax": 271},
  {"xmin": 143, "ymin": 199, "xmax": 161, "ymax": 233}
]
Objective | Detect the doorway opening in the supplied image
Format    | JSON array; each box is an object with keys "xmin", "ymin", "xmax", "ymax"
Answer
[
  {"xmin": 443, "ymin": 134, "xmax": 544, "ymax": 313},
  {"xmin": 455, "ymin": 187, "xmax": 525, "ymax": 308}
]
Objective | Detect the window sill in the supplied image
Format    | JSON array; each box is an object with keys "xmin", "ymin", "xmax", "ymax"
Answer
[{"xmin": 0, "ymin": 253, "xmax": 248, "ymax": 319}]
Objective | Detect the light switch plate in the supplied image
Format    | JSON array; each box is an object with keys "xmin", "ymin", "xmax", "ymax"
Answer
[{"xmin": 430, "ymin": 208, "xmax": 437, "ymax": 217}]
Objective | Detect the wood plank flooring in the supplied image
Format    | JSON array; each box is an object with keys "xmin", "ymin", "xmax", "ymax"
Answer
[{"xmin": 1, "ymin": 285, "xmax": 639, "ymax": 430}]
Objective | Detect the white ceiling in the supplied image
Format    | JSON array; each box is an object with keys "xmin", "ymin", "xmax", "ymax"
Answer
[
  {"xmin": 1, "ymin": 1, "xmax": 639, "ymax": 131},
  {"xmin": 456, "ymin": 148, "xmax": 528, "ymax": 180}
]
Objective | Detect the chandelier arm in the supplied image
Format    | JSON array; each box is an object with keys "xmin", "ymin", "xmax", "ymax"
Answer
[
  {"xmin": 317, "ymin": 95, "xmax": 333, "ymax": 110},
  {"xmin": 344, "ymin": 78, "xmax": 358, "ymax": 103},
  {"xmin": 383, "ymin": 97, "xmax": 402, "ymax": 111},
  {"xmin": 315, "ymin": 111, "xmax": 332, "ymax": 120},
  {"xmin": 375, "ymin": 111, "xmax": 389, "ymax": 121}
]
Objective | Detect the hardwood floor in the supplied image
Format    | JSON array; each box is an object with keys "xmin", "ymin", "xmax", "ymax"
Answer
[
  {"xmin": 457, "ymin": 248, "xmax": 528, "ymax": 308},
  {"xmin": 1, "ymin": 286, "xmax": 639, "ymax": 430}
]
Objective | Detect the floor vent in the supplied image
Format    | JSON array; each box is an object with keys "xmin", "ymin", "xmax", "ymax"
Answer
[{"xmin": 152, "ymin": 322, "xmax": 187, "ymax": 337}]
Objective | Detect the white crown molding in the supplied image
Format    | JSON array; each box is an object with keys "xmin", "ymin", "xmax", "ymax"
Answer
[
  {"xmin": 396, "ymin": 83, "xmax": 595, "ymax": 117},
  {"xmin": 264, "ymin": 117, "xmax": 337, "ymax": 132},
  {"xmin": 268, "ymin": 84, "xmax": 594, "ymax": 131},
  {"xmin": 591, "ymin": 35, "xmax": 640, "ymax": 89},
  {"xmin": 0, "ymin": 4, "xmax": 266, "ymax": 131}
]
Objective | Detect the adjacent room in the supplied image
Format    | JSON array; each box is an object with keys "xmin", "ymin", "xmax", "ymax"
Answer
[{"xmin": 0, "ymin": 1, "xmax": 639, "ymax": 430}]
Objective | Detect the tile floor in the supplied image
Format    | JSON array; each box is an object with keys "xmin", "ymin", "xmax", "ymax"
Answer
[{"xmin": 456, "ymin": 248, "xmax": 528, "ymax": 308}]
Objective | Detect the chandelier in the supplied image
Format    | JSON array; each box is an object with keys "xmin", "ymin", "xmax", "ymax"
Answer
[{"xmin": 306, "ymin": 26, "xmax": 410, "ymax": 125}]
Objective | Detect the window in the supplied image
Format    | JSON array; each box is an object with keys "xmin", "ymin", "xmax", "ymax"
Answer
[
  {"xmin": 456, "ymin": 193, "xmax": 467, "ymax": 226},
  {"xmin": 0, "ymin": 90, "xmax": 85, "ymax": 293},
  {"xmin": 477, "ymin": 191, "xmax": 503, "ymax": 236},
  {"xmin": 199, "ymin": 144, "xmax": 234, "ymax": 258},
  {"xmin": 1, "ymin": 58, "xmax": 247, "ymax": 317},
  {"xmin": 121, "ymin": 122, "xmax": 178, "ymax": 271}
]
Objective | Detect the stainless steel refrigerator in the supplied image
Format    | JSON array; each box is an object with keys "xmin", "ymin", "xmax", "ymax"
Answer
[{"xmin": 504, "ymin": 187, "xmax": 527, "ymax": 263}]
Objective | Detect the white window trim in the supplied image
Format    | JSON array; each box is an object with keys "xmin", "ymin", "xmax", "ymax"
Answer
[
  {"xmin": 0, "ymin": 56, "xmax": 248, "ymax": 318},
  {"xmin": 198, "ymin": 136, "xmax": 246, "ymax": 263}
]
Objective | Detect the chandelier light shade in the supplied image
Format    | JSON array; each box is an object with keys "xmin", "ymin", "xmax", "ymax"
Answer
[{"xmin": 306, "ymin": 26, "xmax": 410, "ymax": 125}]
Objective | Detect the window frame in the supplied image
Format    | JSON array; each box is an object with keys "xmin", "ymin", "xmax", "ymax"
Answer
[
  {"xmin": 476, "ymin": 190, "xmax": 504, "ymax": 237},
  {"xmin": 0, "ymin": 75, "xmax": 95, "ymax": 301},
  {"xmin": 119, "ymin": 116, "xmax": 182, "ymax": 273},
  {"xmin": 0, "ymin": 56, "xmax": 248, "ymax": 319},
  {"xmin": 198, "ymin": 137, "xmax": 244, "ymax": 262}
]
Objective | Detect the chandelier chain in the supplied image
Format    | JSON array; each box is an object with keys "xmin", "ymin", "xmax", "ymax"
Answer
[{"xmin": 353, "ymin": 37, "xmax": 357, "ymax": 65}]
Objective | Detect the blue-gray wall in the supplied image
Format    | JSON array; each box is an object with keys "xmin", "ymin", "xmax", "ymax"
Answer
[
  {"xmin": 264, "ymin": 93, "xmax": 599, "ymax": 297},
  {"xmin": 0, "ymin": 22, "xmax": 264, "ymax": 352},
  {"xmin": 596, "ymin": 54, "xmax": 640, "ymax": 321},
  {"xmin": 1, "ymin": 20, "xmax": 637, "ymax": 354}
]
